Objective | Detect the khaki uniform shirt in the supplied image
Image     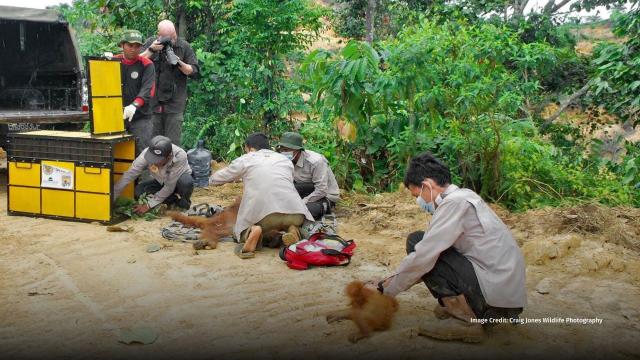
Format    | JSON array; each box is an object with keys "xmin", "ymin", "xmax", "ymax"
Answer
[
  {"xmin": 113, "ymin": 145, "xmax": 192, "ymax": 208},
  {"xmin": 294, "ymin": 150, "xmax": 340, "ymax": 203},
  {"xmin": 209, "ymin": 149, "xmax": 314, "ymax": 239},
  {"xmin": 384, "ymin": 185, "xmax": 527, "ymax": 308}
]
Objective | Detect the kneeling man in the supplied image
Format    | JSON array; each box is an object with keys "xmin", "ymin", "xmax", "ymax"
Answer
[
  {"xmin": 209, "ymin": 133, "xmax": 314, "ymax": 258},
  {"xmin": 114, "ymin": 135, "xmax": 193, "ymax": 214},
  {"xmin": 276, "ymin": 132, "xmax": 340, "ymax": 220}
]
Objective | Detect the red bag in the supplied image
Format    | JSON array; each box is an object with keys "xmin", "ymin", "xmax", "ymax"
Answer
[{"xmin": 279, "ymin": 233, "xmax": 356, "ymax": 270}]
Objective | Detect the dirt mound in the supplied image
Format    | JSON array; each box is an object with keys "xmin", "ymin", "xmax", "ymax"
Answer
[{"xmin": 559, "ymin": 204, "xmax": 640, "ymax": 251}]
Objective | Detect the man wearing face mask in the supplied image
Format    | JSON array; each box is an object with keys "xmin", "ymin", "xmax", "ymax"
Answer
[
  {"xmin": 276, "ymin": 132, "xmax": 340, "ymax": 220},
  {"xmin": 114, "ymin": 135, "xmax": 194, "ymax": 214},
  {"xmin": 374, "ymin": 152, "xmax": 526, "ymax": 343}
]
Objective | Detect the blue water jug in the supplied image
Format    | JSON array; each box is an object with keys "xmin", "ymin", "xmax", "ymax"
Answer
[{"xmin": 187, "ymin": 140, "xmax": 213, "ymax": 187}]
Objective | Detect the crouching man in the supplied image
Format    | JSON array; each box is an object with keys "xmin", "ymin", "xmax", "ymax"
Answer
[
  {"xmin": 276, "ymin": 132, "xmax": 340, "ymax": 220},
  {"xmin": 374, "ymin": 152, "xmax": 526, "ymax": 342},
  {"xmin": 209, "ymin": 133, "xmax": 315, "ymax": 259},
  {"xmin": 114, "ymin": 135, "xmax": 194, "ymax": 214}
]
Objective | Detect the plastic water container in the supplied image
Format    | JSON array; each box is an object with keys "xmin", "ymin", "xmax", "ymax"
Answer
[{"xmin": 187, "ymin": 140, "xmax": 212, "ymax": 187}]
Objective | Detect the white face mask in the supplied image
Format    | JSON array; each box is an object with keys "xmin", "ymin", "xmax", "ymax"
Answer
[
  {"xmin": 415, "ymin": 182, "xmax": 435, "ymax": 214},
  {"xmin": 281, "ymin": 151, "xmax": 294, "ymax": 161}
]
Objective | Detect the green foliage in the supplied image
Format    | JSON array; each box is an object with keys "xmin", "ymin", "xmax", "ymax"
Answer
[
  {"xmin": 302, "ymin": 18, "xmax": 638, "ymax": 209},
  {"xmin": 114, "ymin": 194, "xmax": 162, "ymax": 221},
  {"xmin": 591, "ymin": 9, "xmax": 640, "ymax": 125},
  {"xmin": 61, "ymin": 0, "xmax": 639, "ymax": 211},
  {"xmin": 182, "ymin": 0, "xmax": 325, "ymax": 156},
  {"xmin": 58, "ymin": 0, "xmax": 165, "ymax": 56}
]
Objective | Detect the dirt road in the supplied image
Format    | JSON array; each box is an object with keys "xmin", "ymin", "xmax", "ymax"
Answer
[{"xmin": 1, "ymin": 181, "xmax": 639, "ymax": 360}]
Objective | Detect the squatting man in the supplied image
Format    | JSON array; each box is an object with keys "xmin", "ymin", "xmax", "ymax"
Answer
[{"xmin": 373, "ymin": 152, "xmax": 527, "ymax": 343}]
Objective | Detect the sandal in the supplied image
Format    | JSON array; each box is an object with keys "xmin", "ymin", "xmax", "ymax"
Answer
[{"xmin": 234, "ymin": 243, "xmax": 255, "ymax": 259}]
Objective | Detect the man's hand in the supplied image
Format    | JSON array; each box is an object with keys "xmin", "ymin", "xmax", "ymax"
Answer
[
  {"xmin": 133, "ymin": 204, "xmax": 151, "ymax": 215},
  {"xmin": 365, "ymin": 277, "xmax": 393, "ymax": 293},
  {"xmin": 149, "ymin": 39, "xmax": 164, "ymax": 53},
  {"xmin": 123, "ymin": 104, "xmax": 137, "ymax": 122}
]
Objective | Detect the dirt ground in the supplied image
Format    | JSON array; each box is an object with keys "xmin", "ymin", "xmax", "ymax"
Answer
[{"xmin": 1, "ymin": 170, "xmax": 639, "ymax": 360}]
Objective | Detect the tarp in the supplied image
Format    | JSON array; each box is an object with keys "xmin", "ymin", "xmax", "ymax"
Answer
[{"xmin": 0, "ymin": 6, "xmax": 65, "ymax": 23}]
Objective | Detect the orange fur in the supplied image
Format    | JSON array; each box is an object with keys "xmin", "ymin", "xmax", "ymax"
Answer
[
  {"xmin": 326, "ymin": 280, "xmax": 399, "ymax": 342},
  {"xmin": 167, "ymin": 197, "xmax": 240, "ymax": 250}
]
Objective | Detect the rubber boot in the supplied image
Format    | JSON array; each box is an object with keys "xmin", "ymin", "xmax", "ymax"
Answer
[{"xmin": 419, "ymin": 294, "xmax": 484, "ymax": 343}]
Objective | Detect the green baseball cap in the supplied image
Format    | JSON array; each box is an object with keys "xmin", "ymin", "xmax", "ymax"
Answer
[
  {"xmin": 120, "ymin": 30, "xmax": 144, "ymax": 45},
  {"xmin": 277, "ymin": 132, "xmax": 304, "ymax": 150}
]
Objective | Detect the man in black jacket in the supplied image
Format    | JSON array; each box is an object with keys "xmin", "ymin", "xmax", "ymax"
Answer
[
  {"xmin": 140, "ymin": 20, "xmax": 199, "ymax": 147},
  {"xmin": 115, "ymin": 30, "xmax": 155, "ymax": 155}
]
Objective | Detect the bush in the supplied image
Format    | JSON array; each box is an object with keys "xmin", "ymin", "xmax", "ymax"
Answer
[{"xmin": 302, "ymin": 19, "xmax": 638, "ymax": 209}]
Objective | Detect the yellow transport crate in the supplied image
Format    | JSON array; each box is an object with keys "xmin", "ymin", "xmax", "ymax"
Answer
[{"xmin": 6, "ymin": 131, "xmax": 135, "ymax": 223}]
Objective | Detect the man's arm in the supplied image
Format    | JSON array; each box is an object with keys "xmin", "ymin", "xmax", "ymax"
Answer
[
  {"xmin": 303, "ymin": 158, "xmax": 330, "ymax": 203},
  {"xmin": 177, "ymin": 42, "xmax": 199, "ymax": 77},
  {"xmin": 134, "ymin": 62, "xmax": 155, "ymax": 107},
  {"xmin": 383, "ymin": 199, "xmax": 469, "ymax": 297},
  {"xmin": 147, "ymin": 154, "xmax": 190, "ymax": 208},
  {"xmin": 209, "ymin": 156, "xmax": 246, "ymax": 185},
  {"xmin": 140, "ymin": 37, "xmax": 159, "ymax": 59},
  {"xmin": 113, "ymin": 153, "xmax": 147, "ymax": 198}
]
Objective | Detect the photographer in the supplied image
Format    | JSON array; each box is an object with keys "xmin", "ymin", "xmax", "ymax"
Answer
[{"xmin": 140, "ymin": 20, "xmax": 199, "ymax": 147}]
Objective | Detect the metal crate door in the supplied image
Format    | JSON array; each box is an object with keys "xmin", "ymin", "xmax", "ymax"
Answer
[{"xmin": 87, "ymin": 58, "xmax": 125, "ymax": 135}]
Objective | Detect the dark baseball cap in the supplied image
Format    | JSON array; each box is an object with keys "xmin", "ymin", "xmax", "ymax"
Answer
[{"xmin": 144, "ymin": 135, "xmax": 172, "ymax": 164}]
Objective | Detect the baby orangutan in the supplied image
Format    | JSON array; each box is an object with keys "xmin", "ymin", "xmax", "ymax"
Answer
[
  {"xmin": 167, "ymin": 198, "xmax": 240, "ymax": 250},
  {"xmin": 326, "ymin": 280, "xmax": 399, "ymax": 343}
]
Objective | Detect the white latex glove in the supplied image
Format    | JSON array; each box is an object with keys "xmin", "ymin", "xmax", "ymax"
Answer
[{"xmin": 123, "ymin": 104, "xmax": 137, "ymax": 122}]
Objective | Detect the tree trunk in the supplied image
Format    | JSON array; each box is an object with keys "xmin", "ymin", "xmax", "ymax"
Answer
[
  {"xmin": 365, "ymin": 0, "xmax": 377, "ymax": 44},
  {"xmin": 541, "ymin": 83, "xmax": 590, "ymax": 129},
  {"xmin": 176, "ymin": 6, "xmax": 188, "ymax": 40},
  {"xmin": 512, "ymin": 0, "xmax": 529, "ymax": 19}
]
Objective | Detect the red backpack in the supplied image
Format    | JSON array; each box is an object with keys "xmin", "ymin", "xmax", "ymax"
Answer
[{"xmin": 279, "ymin": 233, "xmax": 356, "ymax": 270}]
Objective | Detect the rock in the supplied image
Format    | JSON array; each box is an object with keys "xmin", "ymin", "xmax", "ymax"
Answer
[
  {"xmin": 107, "ymin": 225, "xmax": 132, "ymax": 232},
  {"xmin": 535, "ymin": 278, "xmax": 552, "ymax": 294},
  {"xmin": 117, "ymin": 326, "xmax": 158, "ymax": 345},
  {"xmin": 146, "ymin": 244, "xmax": 161, "ymax": 253}
]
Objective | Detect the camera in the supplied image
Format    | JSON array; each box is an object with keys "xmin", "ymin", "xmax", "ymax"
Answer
[{"xmin": 157, "ymin": 36, "xmax": 179, "ymax": 66}]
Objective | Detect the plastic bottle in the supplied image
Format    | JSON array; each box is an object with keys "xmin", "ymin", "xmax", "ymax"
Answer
[{"xmin": 187, "ymin": 140, "xmax": 212, "ymax": 187}]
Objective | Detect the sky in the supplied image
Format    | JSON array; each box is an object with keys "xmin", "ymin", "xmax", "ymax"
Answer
[{"xmin": 0, "ymin": 0, "xmax": 623, "ymax": 20}]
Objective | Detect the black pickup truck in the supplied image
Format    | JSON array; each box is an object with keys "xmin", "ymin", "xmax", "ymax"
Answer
[{"xmin": 0, "ymin": 6, "xmax": 88, "ymax": 147}]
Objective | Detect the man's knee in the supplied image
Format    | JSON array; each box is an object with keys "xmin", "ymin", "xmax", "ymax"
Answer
[
  {"xmin": 294, "ymin": 182, "xmax": 315, "ymax": 198},
  {"xmin": 134, "ymin": 183, "xmax": 145, "ymax": 198},
  {"xmin": 176, "ymin": 173, "xmax": 194, "ymax": 194},
  {"xmin": 306, "ymin": 201, "xmax": 324, "ymax": 220},
  {"xmin": 406, "ymin": 231, "xmax": 425, "ymax": 254}
]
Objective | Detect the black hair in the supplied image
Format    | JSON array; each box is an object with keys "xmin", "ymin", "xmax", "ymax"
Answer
[
  {"xmin": 403, "ymin": 152, "xmax": 451, "ymax": 187},
  {"xmin": 244, "ymin": 132, "xmax": 270, "ymax": 150}
]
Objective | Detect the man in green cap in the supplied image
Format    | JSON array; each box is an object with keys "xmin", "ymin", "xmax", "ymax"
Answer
[
  {"xmin": 115, "ymin": 29, "xmax": 156, "ymax": 155},
  {"xmin": 277, "ymin": 132, "xmax": 340, "ymax": 220}
]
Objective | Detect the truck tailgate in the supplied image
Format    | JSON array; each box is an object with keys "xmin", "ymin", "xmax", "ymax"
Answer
[{"xmin": 0, "ymin": 110, "xmax": 89, "ymax": 124}]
